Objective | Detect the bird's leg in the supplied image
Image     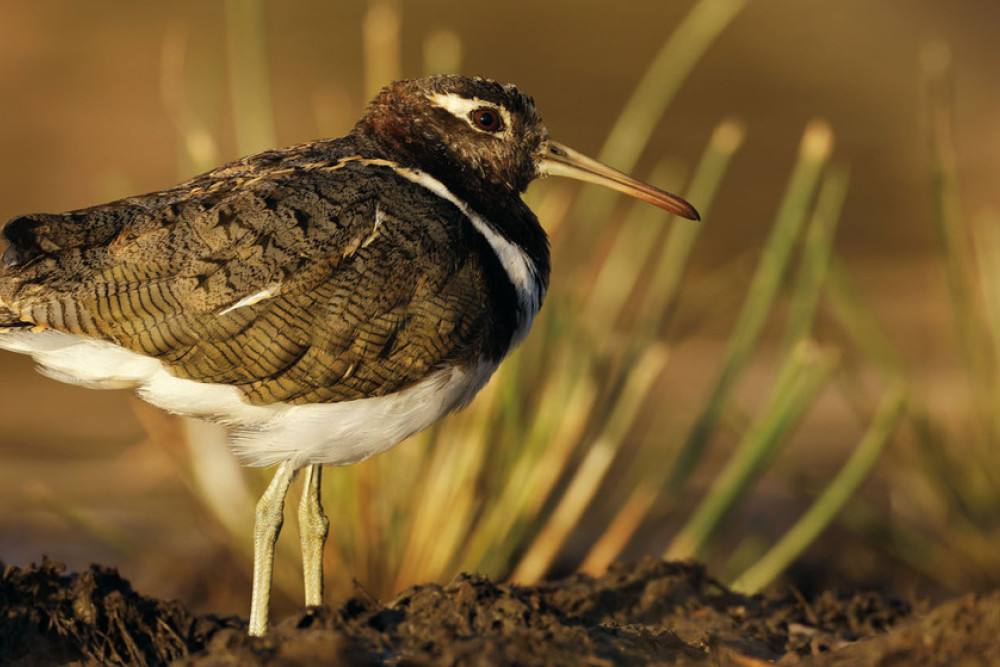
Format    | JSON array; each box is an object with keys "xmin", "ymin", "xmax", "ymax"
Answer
[
  {"xmin": 248, "ymin": 460, "xmax": 297, "ymax": 637},
  {"xmin": 298, "ymin": 463, "xmax": 329, "ymax": 607}
]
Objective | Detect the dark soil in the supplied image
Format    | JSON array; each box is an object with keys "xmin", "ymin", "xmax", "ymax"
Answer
[{"xmin": 1, "ymin": 557, "xmax": 998, "ymax": 666}]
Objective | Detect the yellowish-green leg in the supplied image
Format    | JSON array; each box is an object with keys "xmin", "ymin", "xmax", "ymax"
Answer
[
  {"xmin": 248, "ymin": 460, "xmax": 296, "ymax": 637},
  {"xmin": 298, "ymin": 463, "xmax": 329, "ymax": 607}
]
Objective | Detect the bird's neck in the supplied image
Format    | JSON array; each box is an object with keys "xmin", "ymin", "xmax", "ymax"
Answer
[{"xmin": 351, "ymin": 131, "xmax": 551, "ymax": 291}]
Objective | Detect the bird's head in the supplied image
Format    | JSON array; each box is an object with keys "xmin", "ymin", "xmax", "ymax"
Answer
[{"xmin": 353, "ymin": 75, "xmax": 699, "ymax": 221}]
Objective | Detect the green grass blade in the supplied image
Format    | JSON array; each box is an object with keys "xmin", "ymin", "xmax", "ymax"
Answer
[
  {"xmin": 181, "ymin": 419, "xmax": 254, "ymax": 544},
  {"xmin": 666, "ymin": 341, "xmax": 839, "ymax": 559},
  {"xmin": 475, "ymin": 379, "xmax": 599, "ymax": 577},
  {"xmin": 459, "ymin": 352, "xmax": 595, "ymax": 573},
  {"xmin": 640, "ymin": 119, "xmax": 746, "ymax": 337},
  {"xmin": 225, "ymin": 0, "xmax": 276, "ymax": 156},
  {"xmin": 568, "ymin": 0, "xmax": 747, "ymax": 242},
  {"xmin": 583, "ymin": 119, "xmax": 746, "ymax": 341},
  {"xmin": 580, "ymin": 158, "xmax": 687, "ymax": 333},
  {"xmin": 511, "ymin": 344, "xmax": 670, "ymax": 583},
  {"xmin": 825, "ymin": 258, "xmax": 904, "ymax": 376},
  {"xmin": 666, "ymin": 121, "xmax": 834, "ymax": 493},
  {"xmin": 601, "ymin": 0, "xmax": 747, "ymax": 168},
  {"xmin": 423, "ymin": 29, "xmax": 462, "ymax": 75},
  {"xmin": 160, "ymin": 28, "xmax": 221, "ymax": 175},
  {"xmin": 922, "ymin": 42, "xmax": 992, "ymax": 435},
  {"xmin": 972, "ymin": 208, "xmax": 1000, "ymax": 431},
  {"xmin": 730, "ymin": 383, "xmax": 907, "ymax": 594},
  {"xmin": 363, "ymin": 0, "xmax": 402, "ymax": 99},
  {"xmin": 579, "ymin": 482, "xmax": 660, "ymax": 576},
  {"xmin": 781, "ymin": 164, "xmax": 849, "ymax": 353}
]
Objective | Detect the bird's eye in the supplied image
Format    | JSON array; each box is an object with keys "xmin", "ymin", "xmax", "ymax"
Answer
[{"xmin": 470, "ymin": 107, "xmax": 502, "ymax": 132}]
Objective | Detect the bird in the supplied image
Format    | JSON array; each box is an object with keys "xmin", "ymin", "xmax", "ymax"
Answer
[{"xmin": 0, "ymin": 74, "xmax": 699, "ymax": 635}]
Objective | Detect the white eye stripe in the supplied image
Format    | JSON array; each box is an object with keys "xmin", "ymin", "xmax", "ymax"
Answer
[{"xmin": 427, "ymin": 92, "xmax": 512, "ymax": 137}]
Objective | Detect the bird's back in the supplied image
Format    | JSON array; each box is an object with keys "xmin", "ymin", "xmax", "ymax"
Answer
[{"xmin": 0, "ymin": 136, "xmax": 522, "ymax": 464}]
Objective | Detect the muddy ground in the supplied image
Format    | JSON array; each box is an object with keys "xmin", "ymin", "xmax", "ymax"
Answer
[{"xmin": 1, "ymin": 557, "xmax": 998, "ymax": 666}]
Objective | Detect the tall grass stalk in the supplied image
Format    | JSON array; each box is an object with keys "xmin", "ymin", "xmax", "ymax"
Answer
[
  {"xmin": 825, "ymin": 259, "xmax": 903, "ymax": 377},
  {"xmin": 363, "ymin": 0, "xmax": 402, "ymax": 99},
  {"xmin": 868, "ymin": 42, "xmax": 1000, "ymax": 590},
  {"xmin": 570, "ymin": 0, "xmax": 747, "ymax": 242},
  {"xmin": 160, "ymin": 28, "xmax": 220, "ymax": 174},
  {"xmin": 731, "ymin": 383, "xmax": 907, "ymax": 593},
  {"xmin": 580, "ymin": 159, "xmax": 688, "ymax": 332},
  {"xmin": 570, "ymin": 120, "xmax": 746, "ymax": 573},
  {"xmin": 781, "ymin": 165, "xmax": 850, "ymax": 354},
  {"xmin": 511, "ymin": 344, "xmax": 670, "ymax": 583},
  {"xmin": 582, "ymin": 119, "xmax": 745, "ymax": 340},
  {"xmin": 457, "ymin": 353, "xmax": 597, "ymax": 574},
  {"xmin": 224, "ymin": 0, "xmax": 276, "ymax": 155},
  {"xmin": 423, "ymin": 29, "xmax": 462, "ymax": 76},
  {"xmin": 973, "ymin": 208, "xmax": 1000, "ymax": 433},
  {"xmin": 915, "ymin": 41, "xmax": 1000, "ymax": 535},
  {"xmin": 636, "ymin": 120, "xmax": 746, "ymax": 340},
  {"xmin": 806, "ymin": 42, "xmax": 1000, "ymax": 592},
  {"xmin": 666, "ymin": 341, "xmax": 839, "ymax": 560},
  {"xmin": 665, "ymin": 121, "xmax": 834, "ymax": 495},
  {"xmin": 922, "ymin": 42, "xmax": 995, "ymax": 437},
  {"xmin": 579, "ymin": 482, "xmax": 660, "ymax": 576}
]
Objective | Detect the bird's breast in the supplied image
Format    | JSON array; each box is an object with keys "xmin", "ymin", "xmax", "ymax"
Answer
[{"xmin": 382, "ymin": 162, "xmax": 547, "ymax": 355}]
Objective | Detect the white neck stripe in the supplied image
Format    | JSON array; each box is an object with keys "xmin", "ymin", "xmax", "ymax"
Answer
[{"xmin": 390, "ymin": 164, "xmax": 544, "ymax": 351}]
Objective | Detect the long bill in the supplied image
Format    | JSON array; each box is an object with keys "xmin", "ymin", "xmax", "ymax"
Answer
[{"xmin": 537, "ymin": 140, "xmax": 700, "ymax": 221}]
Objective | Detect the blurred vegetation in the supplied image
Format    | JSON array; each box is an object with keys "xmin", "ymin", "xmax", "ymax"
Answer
[
  {"xmin": 4, "ymin": 0, "xmax": 1000, "ymax": 616},
  {"xmin": 152, "ymin": 0, "xmax": 907, "ymax": 606},
  {"xmin": 848, "ymin": 42, "xmax": 1000, "ymax": 590}
]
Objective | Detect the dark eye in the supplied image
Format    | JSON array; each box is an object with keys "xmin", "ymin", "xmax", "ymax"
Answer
[{"xmin": 471, "ymin": 107, "xmax": 502, "ymax": 132}]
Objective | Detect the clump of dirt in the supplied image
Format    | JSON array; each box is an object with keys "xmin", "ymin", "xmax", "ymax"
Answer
[
  {"xmin": 0, "ymin": 558, "xmax": 241, "ymax": 665},
  {"xmin": 1, "ymin": 556, "xmax": 998, "ymax": 665},
  {"xmin": 800, "ymin": 591, "xmax": 1000, "ymax": 666}
]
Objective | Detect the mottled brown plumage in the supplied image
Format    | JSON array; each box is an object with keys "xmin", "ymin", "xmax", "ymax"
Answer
[
  {"xmin": 1, "ymin": 143, "xmax": 521, "ymax": 406},
  {"xmin": 0, "ymin": 74, "xmax": 699, "ymax": 636},
  {"xmin": 0, "ymin": 76, "xmax": 556, "ymax": 408}
]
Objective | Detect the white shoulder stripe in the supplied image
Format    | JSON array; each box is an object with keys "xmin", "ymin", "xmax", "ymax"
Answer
[{"xmin": 390, "ymin": 165, "xmax": 545, "ymax": 349}]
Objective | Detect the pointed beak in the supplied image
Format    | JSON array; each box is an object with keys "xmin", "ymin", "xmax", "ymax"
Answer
[{"xmin": 537, "ymin": 140, "xmax": 700, "ymax": 221}]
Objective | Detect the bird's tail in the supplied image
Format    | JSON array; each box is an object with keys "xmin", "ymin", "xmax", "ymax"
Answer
[
  {"xmin": 0, "ymin": 300, "xmax": 18, "ymax": 335},
  {"xmin": 0, "ymin": 304, "xmax": 30, "ymax": 333}
]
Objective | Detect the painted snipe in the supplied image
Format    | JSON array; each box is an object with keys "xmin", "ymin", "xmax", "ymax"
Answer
[{"xmin": 0, "ymin": 75, "xmax": 699, "ymax": 635}]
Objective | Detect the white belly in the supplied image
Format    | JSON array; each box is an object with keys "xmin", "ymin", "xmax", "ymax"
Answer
[{"xmin": 0, "ymin": 329, "xmax": 497, "ymax": 468}]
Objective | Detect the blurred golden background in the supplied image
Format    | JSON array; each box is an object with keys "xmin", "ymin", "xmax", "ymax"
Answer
[{"xmin": 2, "ymin": 0, "xmax": 1000, "ymax": 618}]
